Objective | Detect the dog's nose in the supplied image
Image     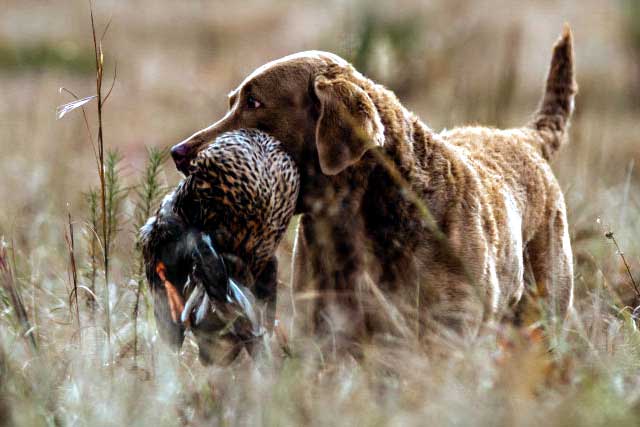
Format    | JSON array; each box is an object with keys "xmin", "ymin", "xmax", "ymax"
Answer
[
  {"xmin": 171, "ymin": 142, "xmax": 189, "ymax": 161},
  {"xmin": 171, "ymin": 143, "xmax": 190, "ymax": 174}
]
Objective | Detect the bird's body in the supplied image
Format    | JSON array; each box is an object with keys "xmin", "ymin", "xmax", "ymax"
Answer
[
  {"xmin": 140, "ymin": 129, "xmax": 299, "ymax": 364},
  {"xmin": 175, "ymin": 129, "xmax": 300, "ymax": 282}
]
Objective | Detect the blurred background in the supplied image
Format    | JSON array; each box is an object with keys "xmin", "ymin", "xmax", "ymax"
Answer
[
  {"xmin": 1, "ymin": 0, "xmax": 639, "ymax": 252},
  {"xmin": 1, "ymin": 1, "xmax": 640, "ymax": 424},
  {"xmin": 3, "ymin": 0, "xmax": 640, "ymax": 345}
]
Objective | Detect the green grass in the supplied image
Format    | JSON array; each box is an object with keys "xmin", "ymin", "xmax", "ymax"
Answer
[{"xmin": 0, "ymin": 41, "xmax": 94, "ymax": 74}]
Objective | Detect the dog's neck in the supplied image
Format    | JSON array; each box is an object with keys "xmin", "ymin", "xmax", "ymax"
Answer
[
  {"xmin": 298, "ymin": 73, "xmax": 453, "ymax": 227},
  {"xmin": 365, "ymin": 84, "xmax": 450, "ymax": 200}
]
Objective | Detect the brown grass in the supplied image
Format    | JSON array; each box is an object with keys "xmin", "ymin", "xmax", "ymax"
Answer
[{"xmin": 1, "ymin": 0, "xmax": 640, "ymax": 425}]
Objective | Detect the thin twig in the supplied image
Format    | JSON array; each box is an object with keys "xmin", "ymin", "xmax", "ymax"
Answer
[{"xmin": 605, "ymin": 231, "xmax": 640, "ymax": 305}]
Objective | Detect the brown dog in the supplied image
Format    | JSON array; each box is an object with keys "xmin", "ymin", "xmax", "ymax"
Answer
[{"xmin": 171, "ymin": 26, "xmax": 577, "ymax": 349}]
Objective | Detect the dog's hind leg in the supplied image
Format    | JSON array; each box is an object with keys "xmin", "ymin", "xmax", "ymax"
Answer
[
  {"xmin": 291, "ymin": 214, "xmax": 370, "ymax": 355},
  {"xmin": 522, "ymin": 207, "xmax": 574, "ymax": 329}
]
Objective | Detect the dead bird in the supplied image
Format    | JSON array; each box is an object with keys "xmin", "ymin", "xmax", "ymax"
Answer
[{"xmin": 140, "ymin": 129, "xmax": 299, "ymax": 364}]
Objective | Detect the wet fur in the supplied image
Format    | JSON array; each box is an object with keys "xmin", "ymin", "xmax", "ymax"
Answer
[{"xmin": 172, "ymin": 27, "xmax": 577, "ymax": 348}]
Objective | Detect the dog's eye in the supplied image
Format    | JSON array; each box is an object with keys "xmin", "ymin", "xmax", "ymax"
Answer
[{"xmin": 247, "ymin": 96, "xmax": 261, "ymax": 109}]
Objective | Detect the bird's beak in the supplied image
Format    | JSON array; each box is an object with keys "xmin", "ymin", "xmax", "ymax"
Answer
[{"xmin": 156, "ymin": 262, "xmax": 188, "ymax": 326}]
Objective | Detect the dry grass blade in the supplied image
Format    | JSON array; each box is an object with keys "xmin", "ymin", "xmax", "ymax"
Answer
[
  {"xmin": 58, "ymin": 87, "xmax": 99, "ymax": 172},
  {"xmin": 65, "ymin": 209, "xmax": 81, "ymax": 343},
  {"xmin": 102, "ymin": 62, "xmax": 118, "ymax": 105},
  {"xmin": 0, "ymin": 239, "xmax": 37, "ymax": 355},
  {"xmin": 362, "ymin": 275, "xmax": 414, "ymax": 339},
  {"xmin": 55, "ymin": 95, "xmax": 97, "ymax": 119}
]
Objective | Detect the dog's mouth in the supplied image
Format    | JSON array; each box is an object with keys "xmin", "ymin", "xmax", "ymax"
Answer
[
  {"xmin": 171, "ymin": 142, "xmax": 196, "ymax": 175},
  {"xmin": 174, "ymin": 159, "xmax": 190, "ymax": 175},
  {"xmin": 171, "ymin": 153, "xmax": 191, "ymax": 175}
]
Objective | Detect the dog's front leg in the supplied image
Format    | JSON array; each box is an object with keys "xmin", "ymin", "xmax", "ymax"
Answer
[{"xmin": 291, "ymin": 213, "xmax": 367, "ymax": 354}]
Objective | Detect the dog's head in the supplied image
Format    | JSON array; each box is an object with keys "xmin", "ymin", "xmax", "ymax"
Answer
[{"xmin": 171, "ymin": 51, "xmax": 385, "ymax": 179}]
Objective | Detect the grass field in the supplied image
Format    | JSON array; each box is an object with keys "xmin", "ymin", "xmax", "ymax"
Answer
[{"xmin": 2, "ymin": 1, "xmax": 640, "ymax": 425}]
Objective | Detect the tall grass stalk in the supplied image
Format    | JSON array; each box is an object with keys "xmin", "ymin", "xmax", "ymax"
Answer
[
  {"xmin": 65, "ymin": 208, "xmax": 81, "ymax": 344},
  {"xmin": 56, "ymin": 3, "xmax": 117, "ymax": 361},
  {"xmin": 85, "ymin": 188, "xmax": 99, "ymax": 314},
  {"xmin": 57, "ymin": 4, "xmax": 117, "ymax": 361},
  {"xmin": 89, "ymin": 5, "xmax": 114, "ymax": 360}
]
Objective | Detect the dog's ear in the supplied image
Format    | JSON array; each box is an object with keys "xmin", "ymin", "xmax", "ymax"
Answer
[{"xmin": 313, "ymin": 76, "xmax": 385, "ymax": 175}]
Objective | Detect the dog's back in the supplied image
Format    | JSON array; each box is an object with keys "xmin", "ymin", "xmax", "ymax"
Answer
[{"xmin": 432, "ymin": 26, "xmax": 576, "ymax": 323}]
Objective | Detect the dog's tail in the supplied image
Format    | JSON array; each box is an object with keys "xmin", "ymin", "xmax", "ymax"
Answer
[{"xmin": 530, "ymin": 24, "xmax": 577, "ymax": 161}]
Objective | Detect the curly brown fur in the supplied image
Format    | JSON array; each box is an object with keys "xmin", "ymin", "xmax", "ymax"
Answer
[{"xmin": 171, "ymin": 27, "xmax": 577, "ymax": 350}]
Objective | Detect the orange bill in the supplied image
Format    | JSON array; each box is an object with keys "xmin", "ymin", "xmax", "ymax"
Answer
[{"xmin": 156, "ymin": 262, "xmax": 189, "ymax": 326}]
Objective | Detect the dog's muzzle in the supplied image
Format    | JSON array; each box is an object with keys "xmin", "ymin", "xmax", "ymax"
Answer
[{"xmin": 171, "ymin": 142, "xmax": 192, "ymax": 174}]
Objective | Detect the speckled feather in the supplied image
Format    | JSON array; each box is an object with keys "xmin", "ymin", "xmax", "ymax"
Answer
[{"xmin": 174, "ymin": 129, "xmax": 300, "ymax": 282}]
